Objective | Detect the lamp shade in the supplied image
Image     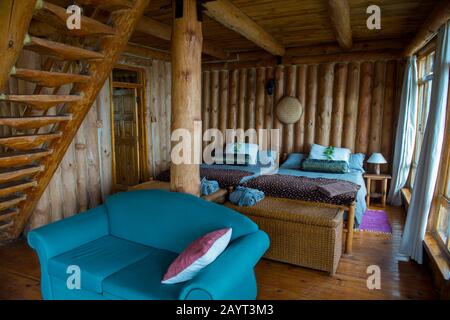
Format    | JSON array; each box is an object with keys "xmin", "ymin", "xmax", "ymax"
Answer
[{"xmin": 367, "ymin": 153, "xmax": 387, "ymax": 164}]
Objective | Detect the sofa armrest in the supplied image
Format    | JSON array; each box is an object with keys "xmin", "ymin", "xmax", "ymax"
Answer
[
  {"xmin": 27, "ymin": 205, "xmax": 109, "ymax": 260},
  {"xmin": 179, "ymin": 230, "xmax": 270, "ymax": 300}
]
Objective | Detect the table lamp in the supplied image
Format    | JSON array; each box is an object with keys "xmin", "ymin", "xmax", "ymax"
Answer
[{"xmin": 367, "ymin": 153, "xmax": 387, "ymax": 175}]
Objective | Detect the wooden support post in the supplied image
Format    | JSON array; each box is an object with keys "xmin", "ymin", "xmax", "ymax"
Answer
[
  {"xmin": 0, "ymin": 0, "xmax": 37, "ymax": 90},
  {"xmin": 170, "ymin": 0, "xmax": 203, "ymax": 196}
]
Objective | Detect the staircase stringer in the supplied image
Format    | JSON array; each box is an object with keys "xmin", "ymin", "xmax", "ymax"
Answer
[
  {"xmin": 0, "ymin": 0, "xmax": 37, "ymax": 90},
  {"xmin": 4, "ymin": 0, "xmax": 151, "ymax": 241}
]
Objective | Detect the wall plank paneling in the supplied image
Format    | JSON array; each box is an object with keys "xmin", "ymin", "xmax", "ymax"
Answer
[{"xmin": 201, "ymin": 59, "xmax": 404, "ymax": 170}]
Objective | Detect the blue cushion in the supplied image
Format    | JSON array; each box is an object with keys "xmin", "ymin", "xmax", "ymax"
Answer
[
  {"xmin": 280, "ymin": 153, "xmax": 305, "ymax": 170},
  {"xmin": 103, "ymin": 248, "xmax": 183, "ymax": 300},
  {"xmin": 105, "ymin": 190, "xmax": 258, "ymax": 253},
  {"xmin": 48, "ymin": 236, "xmax": 152, "ymax": 293},
  {"xmin": 349, "ymin": 153, "xmax": 366, "ymax": 173}
]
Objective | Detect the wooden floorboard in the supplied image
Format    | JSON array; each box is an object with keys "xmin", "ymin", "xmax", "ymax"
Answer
[{"xmin": 0, "ymin": 206, "xmax": 437, "ymax": 300}]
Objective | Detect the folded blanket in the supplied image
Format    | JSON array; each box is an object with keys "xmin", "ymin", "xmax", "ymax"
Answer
[
  {"xmin": 200, "ymin": 177, "xmax": 219, "ymax": 196},
  {"xmin": 317, "ymin": 181, "xmax": 358, "ymax": 198},
  {"xmin": 229, "ymin": 186, "xmax": 265, "ymax": 207}
]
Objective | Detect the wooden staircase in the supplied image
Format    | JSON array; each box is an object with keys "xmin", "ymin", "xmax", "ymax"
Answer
[{"xmin": 0, "ymin": 0, "xmax": 150, "ymax": 241}]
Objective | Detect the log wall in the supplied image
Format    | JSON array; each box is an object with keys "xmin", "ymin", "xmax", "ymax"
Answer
[{"xmin": 202, "ymin": 60, "xmax": 403, "ymax": 172}]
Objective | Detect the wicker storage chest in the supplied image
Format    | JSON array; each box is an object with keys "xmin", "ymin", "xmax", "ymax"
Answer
[{"xmin": 226, "ymin": 197, "xmax": 343, "ymax": 275}]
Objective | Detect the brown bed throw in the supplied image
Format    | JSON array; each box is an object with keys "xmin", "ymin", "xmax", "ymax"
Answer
[
  {"xmin": 241, "ymin": 174, "xmax": 360, "ymax": 206},
  {"xmin": 155, "ymin": 168, "xmax": 253, "ymax": 189}
]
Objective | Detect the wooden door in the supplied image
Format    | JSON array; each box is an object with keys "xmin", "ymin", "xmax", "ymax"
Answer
[{"xmin": 113, "ymin": 88, "xmax": 140, "ymax": 187}]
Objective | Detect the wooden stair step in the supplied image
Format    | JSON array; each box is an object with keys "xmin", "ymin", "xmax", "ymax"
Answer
[
  {"xmin": 0, "ymin": 115, "xmax": 72, "ymax": 130},
  {"xmin": 0, "ymin": 196, "xmax": 26, "ymax": 212},
  {"xmin": 0, "ymin": 209, "xmax": 19, "ymax": 224},
  {"xmin": 0, "ymin": 165, "xmax": 44, "ymax": 183},
  {"xmin": 34, "ymin": 2, "xmax": 116, "ymax": 37},
  {"xmin": 24, "ymin": 36, "xmax": 104, "ymax": 61},
  {"xmin": 0, "ymin": 220, "xmax": 14, "ymax": 232},
  {"xmin": 10, "ymin": 67, "xmax": 90, "ymax": 87},
  {"xmin": 0, "ymin": 150, "xmax": 53, "ymax": 168},
  {"xmin": 0, "ymin": 132, "xmax": 62, "ymax": 150},
  {"xmin": 0, "ymin": 180, "xmax": 37, "ymax": 197},
  {"xmin": 0, "ymin": 94, "xmax": 82, "ymax": 111}
]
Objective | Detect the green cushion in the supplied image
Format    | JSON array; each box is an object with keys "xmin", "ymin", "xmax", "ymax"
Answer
[{"xmin": 301, "ymin": 159, "xmax": 349, "ymax": 173}]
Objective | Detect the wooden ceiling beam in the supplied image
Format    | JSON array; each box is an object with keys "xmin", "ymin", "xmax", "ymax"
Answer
[
  {"xmin": 203, "ymin": 0, "xmax": 285, "ymax": 56},
  {"xmin": 404, "ymin": 0, "xmax": 450, "ymax": 56},
  {"xmin": 326, "ymin": 0, "xmax": 353, "ymax": 50},
  {"xmin": 136, "ymin": 16, "xmax": 229, "ymax": 60},
  {"xmin": 125, "ymin": 43, "xmax": 170, "ymax": 61}
]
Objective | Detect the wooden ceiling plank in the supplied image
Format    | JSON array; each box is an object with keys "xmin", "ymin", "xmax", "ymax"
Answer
[
  {"xmin": 326, "ymin": 0, "xmax": 352, "ymax": 50},
  {"xmin": 203, "ymin": 0, "xmax": 285, "ymax": 56},
  {"xmin": 404, "ymin": 0, "xmax": 450, "ymax": 56}
]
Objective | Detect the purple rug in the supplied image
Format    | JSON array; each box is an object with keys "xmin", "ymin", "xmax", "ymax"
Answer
[{"xmin": 359, "ymin": 210, "xmax": 392, "ymax": 234}]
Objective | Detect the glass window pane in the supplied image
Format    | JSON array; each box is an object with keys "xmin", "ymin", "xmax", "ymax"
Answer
[{"xmin": 437, "ymin": 200, "xmax": 449, "ymax": 245}]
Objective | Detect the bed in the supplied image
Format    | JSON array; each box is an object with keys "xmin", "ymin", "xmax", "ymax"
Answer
[{"xmin": 155, "ymin": 163, "xmax": 366, "ymax": 254}]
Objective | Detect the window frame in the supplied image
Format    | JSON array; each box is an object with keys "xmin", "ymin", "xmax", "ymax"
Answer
[
  {"xmin": 429, "ymin": 74, "xmax": 450, "ymax": 260},
  {"xmin": 409, "ymin": 51, "xmax": 435, "ymax": 189}
]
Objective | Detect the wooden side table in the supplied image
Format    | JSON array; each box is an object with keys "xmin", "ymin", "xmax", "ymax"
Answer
[{"xmin": 364, "ymin": 174, "xmax": 391, "ymax": 207}]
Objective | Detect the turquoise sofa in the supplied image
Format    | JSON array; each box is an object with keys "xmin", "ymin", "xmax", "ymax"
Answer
[{"xmin": 28, "ymin": 190, "xmax": 270, "ymax": 300}]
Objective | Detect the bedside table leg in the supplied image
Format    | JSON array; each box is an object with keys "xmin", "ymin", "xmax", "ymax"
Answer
[
  {"xmin": 366, "ymin": 178, "xmax": 371, "ymax": 207},
  {"xmin": 382, "ymin": 178, "xmax": 388, "ymax": 207}
]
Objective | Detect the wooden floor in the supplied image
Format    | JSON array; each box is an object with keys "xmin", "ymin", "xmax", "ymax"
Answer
[{"xmin": 0, "ymin": 206, "xmax": 437, "ymax": 300}]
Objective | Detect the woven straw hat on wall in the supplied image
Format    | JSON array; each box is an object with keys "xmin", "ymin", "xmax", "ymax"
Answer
[{"xmin": 276, "ymin": 96, "xmax": 303, "ymax": 124}]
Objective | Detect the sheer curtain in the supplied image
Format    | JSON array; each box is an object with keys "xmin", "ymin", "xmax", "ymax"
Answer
[
  {"xmin": 387, "ymin": 57, "xmax": 418, "ymax": 206},
  {"xmin": 400, "ymin": 22, "xmax": 450, "ymax": 263}
]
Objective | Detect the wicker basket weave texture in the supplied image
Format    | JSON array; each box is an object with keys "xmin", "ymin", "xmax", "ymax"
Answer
[{"xmin": 226, "ymin": 197, "xmax": 343, "ymax": 274}]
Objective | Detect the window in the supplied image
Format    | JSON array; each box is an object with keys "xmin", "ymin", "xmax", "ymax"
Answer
[{"xmin": 410, "ymin": 52, "xmax": 435, "ymax": 188}]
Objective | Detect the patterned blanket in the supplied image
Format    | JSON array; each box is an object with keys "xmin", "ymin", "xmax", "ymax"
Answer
[
  {"xmin": 241, "ymin": 174, "xmax": 360, "ymax": 206},
  {"xmin": 155, "ymin": 168, "xmax": 253, "ymax": 189}
]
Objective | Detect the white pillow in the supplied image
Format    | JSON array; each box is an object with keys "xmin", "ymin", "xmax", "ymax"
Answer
[
  {"xmin": 309, "ymin": 144, "xmax": 351, "ymax": 163},
  {"xmin": 225, "ymin": 143, "xmax": 259, "ymax": 165}
]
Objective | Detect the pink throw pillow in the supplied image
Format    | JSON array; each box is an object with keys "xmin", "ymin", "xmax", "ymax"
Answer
[{"xmin": 161, "ymin": 228, "xmax": 232, "ymax": 284}]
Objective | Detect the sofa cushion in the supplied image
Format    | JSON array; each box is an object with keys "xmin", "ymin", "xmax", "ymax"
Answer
[
  {"xmin": 103, "ymin": 249, "xmax": 184, "ymax": 300},
  {"xmin": 48, "ymin": 236, "xmax": 152, "ymax": 293},
  {"xmin": 105, "ymin": 190, "xmax": 258, "ymax": 253}
]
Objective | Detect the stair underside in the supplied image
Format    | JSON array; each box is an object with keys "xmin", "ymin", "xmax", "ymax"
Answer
[
  {"xmin": 24, "ymin": 36, "xmax": 104, "ymax": 61},
  {"xmin": 0, "ymin": 133, "xmax": 62, "ymax": 150},
  {"xmin": 0, "ymin": 94, "xmax": 82, "ymax": 111},
  {"xmin": 0, "ymin": 115, "xmax": 72, "ymax": 130},
  {"xmin": 11, "ymin": 68, "xmax": 91, "ymax": 87},
  {"xmin": 34, "ymin": 1, "xmax": 116, "ymax": 37},
  {"xmin": 0, "ymin": 150, "xmax": 53, "ymax": 168},
  {"xmin": 0, "ymin": 165, "xmax": 44, "ymax": 183}
]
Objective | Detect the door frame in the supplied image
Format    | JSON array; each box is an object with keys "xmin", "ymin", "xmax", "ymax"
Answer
[{"xmin": 110, "ymin": 64, "xmax": 149, "ymax": 190}]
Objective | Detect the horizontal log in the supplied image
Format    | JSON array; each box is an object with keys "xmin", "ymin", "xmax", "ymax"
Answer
[
  {"xmin": 283, "ymin": 50, "xmax": 401, "ymax": 65},
  {"xmin": 327, "ymin": 0, "xmax": 352, "ymax": 50},
  {"xmin": 204, "ymin": 0, "xmax": 285, "ymax": 56},
  {"xmin": 125, "ymin": 43, "xmax": 171, "ymax": 61},
  {"xmin": 404, "ymin": 0, "xmax": 450, "ymax": 56},
  {"xmin": 136, "ymin": 16, "xmax": 228, "ymax": 59}
]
